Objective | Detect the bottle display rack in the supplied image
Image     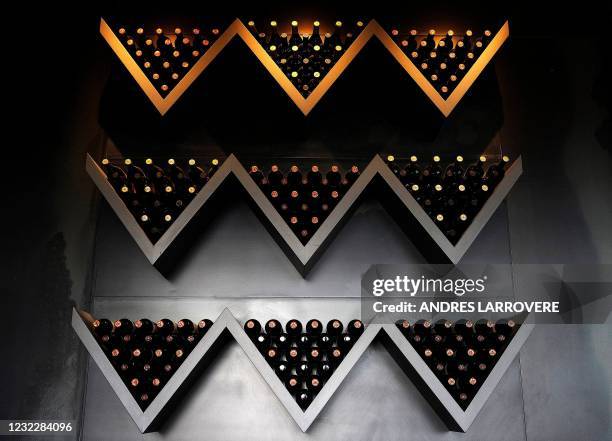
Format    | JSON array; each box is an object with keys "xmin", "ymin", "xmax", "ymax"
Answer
[
  {"xmin": 100, "ymin": 17, "xmax": 509, "ymax": 116},
  {"xmin": 73, "ymin": 308, "xmax": 534, "ymax": 433},
  {"xmin": 86, "ymin": 152, "xmax": 522, "ymax": 275}
]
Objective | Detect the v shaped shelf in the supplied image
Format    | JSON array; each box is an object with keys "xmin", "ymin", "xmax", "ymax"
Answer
[
  {"xmin": 101, "ymin": 18, "xmax": 509, "ymax": 116},
  {"xmin": 86, "ymin": 153, "xmax": 522, "ymax": 274},
  {"xmin": 74, "ymin": 308, "xmax": 533, "ymax": 433}
]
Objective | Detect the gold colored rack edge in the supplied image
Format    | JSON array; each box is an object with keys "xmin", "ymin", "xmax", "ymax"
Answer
[{"xmin": 100, "ymin": 18, "xmax": 510, "ymax": 116}]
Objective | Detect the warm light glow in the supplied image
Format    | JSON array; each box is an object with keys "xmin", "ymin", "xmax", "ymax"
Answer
[{"xmin": 433, "ymin": 155, "xmax": 440, "ymax": 162}]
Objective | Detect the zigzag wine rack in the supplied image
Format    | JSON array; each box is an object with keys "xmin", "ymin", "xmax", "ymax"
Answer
[
  {"xmin": 101, "ymin": 17, "xmax": 509, "ymax": 116},
  {"xmin": 86, "ymin": 152, "xmax": 522, "ymax": 275},
  {"xmin": 73, "ymin": 308, "xmax": 534, "ymax": 433}
]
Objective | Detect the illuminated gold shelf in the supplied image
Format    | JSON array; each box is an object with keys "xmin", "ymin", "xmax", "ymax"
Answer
[{"xmin": 100, "ymin": 18, "xmax": 509, "ymax": 116}]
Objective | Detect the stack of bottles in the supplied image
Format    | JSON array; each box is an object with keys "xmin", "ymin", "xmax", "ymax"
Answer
[
  {"xmin": 111, "ymin": 22, "xmax": 223, "ymax": 95},
  {"xmin": 248, "ymin": 163, "xmax": 361, "ymax": 243},
  {"xmin": 244, "ymin": 318, "xmax": 365, "ymax": 409},
  {"xmin": 91, "ymin": 317, "xmax": 214, "ymax": 409},
  {"xmin": 246, "ymin": 20, "xmax": 367, "ymax": 97},
  {"xmin": 396, "ymin": 318, "xmax": 518, "ymax": 408},
  {"xmin": 386, "ymin": 154, "xmax": 510, "ymax": 243},
  {"xmin": 102, "ymin": 157, "xmax": 221, "ymax": 242},
  {"xmin": 389, "ymin": 27, "xmax": 496, "ymax": 97}
]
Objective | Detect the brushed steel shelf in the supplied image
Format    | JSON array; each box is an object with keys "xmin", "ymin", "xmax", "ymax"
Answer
[
  {"xmin": 87, "ymin": 153, "xmax": 522, "ymax": 274},
  {"xmin": 73, "ymin": 308, "xmax": 533, "ymax": 433}
]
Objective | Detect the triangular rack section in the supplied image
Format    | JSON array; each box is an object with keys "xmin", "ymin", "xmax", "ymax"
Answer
[
  {"xmin": 380, "ymin": 320, "xmax": 534, "ymax": 432},
  {"xmin": 100, "ymin": 18, "xmax": 239, "ymax": 116},
  {"xmin": 100, "ymin": 18, "xmax": 509, "ymax": 116},
  {"xmin": 224, "ymin": 315, "xmax": 383, "ymax": 432},
  {"xmin": 375, "ymin": 21, "xmax": 510, "ymax": 116},
  {"xmin": 375, "ymin": 154, "xmax": 523, "ymax": 264},
  {"xmin": 72, "ymin": 307, "xmax": 232, "ymax": 433},
  {"xmin": 85, "ymin": 153, "xmax": 233, "ymax": 266}
]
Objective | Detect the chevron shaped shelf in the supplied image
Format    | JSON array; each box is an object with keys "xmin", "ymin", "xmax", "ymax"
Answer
[
  {"xmin": 73, "ymin": 308, "xmax": 533, "ymax": 433},
  {"xmin": 86, "ymin": 152, "xmax": 522, "ymax": 274},
  {"xmin": 100, "ymin": 17, "xmax": 509, "ymax": 116}
]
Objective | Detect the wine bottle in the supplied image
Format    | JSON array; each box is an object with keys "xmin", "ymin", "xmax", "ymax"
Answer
[
  {"xmin": 265, "ymin": 319, "xmax": 282, "ymax": 336},
  {"xmin": 93, "ymin": 318, "xmax": 114, "ymax": 338},
  {"xmin": 434, "ymin": 319, "xmax": 453, "ymax": 336},
  {"xmin": 264, "ymin": 347, "xmax": 279, "ymax": 364},
  {"xmin": 196, "ymin": 319, "xmax": 213, "ymax": 336},
  {"xmin": 244, "ymin": 319, "xmax": 262, "ymax": 339},
  {"xmin": 347, "ymin": 319, "xmax": 364, "ymax": 337},
  {"xmin": 176, "ymin": 319, "xmax": 195, "ymax": 336},
  {"xmin": 326, "ymin": 319, "xmax": 343, "ymax": 336},
  {"xmin": 495, "ymin": 319, "xmax": 516, "ymax": 336},
  {"xmin": 296, "ymin": 388, "xmax": 312, "ymax": 409},
  {"xmin": 275, "ymin": 361, "xmax": 290, "ymax": 380},
  {"xmin": 114, "ymin": 318, "xmax": 134, "ymax": 336},
  {"xmin": 286, "ymin": 345, "xmax": 302, "ymax": 365},
  {"xmin": 286, "ymin": 319, "xmax": 303, "ymax": 337},
  {"xmin": 285, "ymin": 375, "xmax": 301, "ymax": 394},
  {"xmin": 396, "ymin": 319, "xmax": 411, "ymax": 336},
  {"xmin": 306, "ymin": 319, "xmax": 323, "ymax": 336}
]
